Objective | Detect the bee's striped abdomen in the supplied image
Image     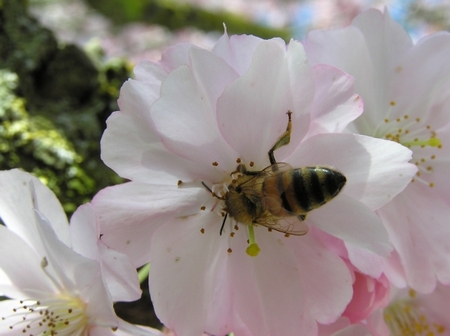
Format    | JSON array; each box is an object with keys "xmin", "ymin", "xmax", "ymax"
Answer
[{"xmin": 266, "ymin": 166, "xmax": 346, "ymax": 216}]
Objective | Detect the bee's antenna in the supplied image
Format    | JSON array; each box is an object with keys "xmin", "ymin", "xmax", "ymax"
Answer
[
  {"xmin": 220, "ymin": 213, "xmax": 228, "ymax": 236},
  {"xmin": 201, "ymin": 181, "xmax": 212, "ymax": 193}
]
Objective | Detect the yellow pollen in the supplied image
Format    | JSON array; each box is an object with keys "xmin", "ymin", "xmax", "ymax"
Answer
[
  {"xmin": 431, "ymin": 155, "xmax": 436, "ymax": 159},
  {"xmin": 4, "ymin": 296, "xmax": 88, "ymax": 335},
  {"xmin": 246, "ymin": 243, "xmax": 260, "ymax": 257},
  {"xmin": 430, "ymin": 182, "xmax": 435, "ymax": 188},
  {"xmin": 391, "ymin": 101, "xmax": 396, "ymax": 106},
  {"xmin": 402, "ymin": 137, "xmax": 441, "ymax": 148},
  {"xmin": 384, "ymin": 299, "xmax": 446, "ymax": 336},
  {"xmin": 404, "ymin": 115, "xmax": 409, "ymax": 119},
  {"xmin": 396, "ymin": 118, "xmax": 402, "ymax": 122},
  {"xmin": 416, "ymin": 118, "xmax": 421, "ymax": 122},
  {"xmin": 385, "ymin": 118, "xmax": 390, "ymax": 123}
]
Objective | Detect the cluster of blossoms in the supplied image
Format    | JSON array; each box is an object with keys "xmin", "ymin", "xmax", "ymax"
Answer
[{"xmin": 2, "ymin": 8, "xmax": 450, "ymax": 336}]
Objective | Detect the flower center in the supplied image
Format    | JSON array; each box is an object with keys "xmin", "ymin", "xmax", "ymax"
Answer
[
  {"xmin": 196, "ymin": 160, "xmax": 262, "ymax": 257},
  {"xmin": 383, "ymin": 290, "xmax": 445, "ymax": 336},
  {"xmin": 3, "ymin": 295, "xmax": 88, "ymax": 335},
  {"xmin": 374, "ymin": 114, "xmax": 442, "ymax": 188}
]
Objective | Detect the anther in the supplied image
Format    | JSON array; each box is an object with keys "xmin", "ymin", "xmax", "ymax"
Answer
[
  {"xmin": 230, "ymin": 232, "xmax": 235, "ymax": 237},
  {"xmin": 212, "ymin": 162, "xmax": 218, "ymax": 166},
  {"xmin": 177, "ymin": 180, "xmax": 182, "ymax": 186},
  {"xmin": 236, "ymin": 158, "xmax": 241, "ymax": 163},
  {"xmin": 227, "ymin": 248, "xmax": 232, "ymax": 253},
  {"xmin": 200, "ymin": 228, "xmax": 205, "ymax": 234},
  {"xmin": 249, "ymin": 161, "xmax": 254, "ymax": 167},
  {"xmin": 200, "ymin": 206, "xmax": 206, "ymax": 211}
]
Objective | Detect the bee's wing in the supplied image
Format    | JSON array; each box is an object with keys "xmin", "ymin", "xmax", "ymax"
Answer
[
  {"xmin": 239, "ymin": 162, "xmax": 292, "ymax": 192},
  {"xmin": 255, "ymin": 214, "xmax": 309, "ymax": 236},
  {"xmin": 258, "ymin": 162, "xmax": 293, "ymax": 176}
]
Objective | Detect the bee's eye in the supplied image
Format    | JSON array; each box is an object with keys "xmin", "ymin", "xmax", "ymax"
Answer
[{"xmin": 236, "ymin": 186, "xmax": 242, "ymax": 193}]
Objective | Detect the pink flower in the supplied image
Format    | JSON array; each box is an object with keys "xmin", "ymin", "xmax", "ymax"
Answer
[
  {"xmin": 321, "ymin": 284, "xmax": 450, "ymax": 336},
  {"xmin": 305, "ymin": 8, "xmax": 450, "ymax": 293},
  {"xmin": 94, "ymin": 33, "xmax": 416, "ymax": 335},
  {"xmin": 0, "ymin": 169, "xmax": 158, "ymax": 336}
]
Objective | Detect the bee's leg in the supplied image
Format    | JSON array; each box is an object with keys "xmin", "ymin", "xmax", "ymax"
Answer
[
  {"xmin": 268, "ymin": 110, "xmax": 292, "ymax": 165},
  {"xmin": 298, "ymin": 214, "xmax": 306, "ymax": 221}
]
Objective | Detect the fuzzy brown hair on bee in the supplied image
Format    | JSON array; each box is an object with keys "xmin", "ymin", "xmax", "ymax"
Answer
[{"xmin": 204, "ymin": 110, "xmax": 346, "ymax": 236}]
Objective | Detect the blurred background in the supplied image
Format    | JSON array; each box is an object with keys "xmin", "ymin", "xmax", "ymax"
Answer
[{"xmin": 1, "ymin": 0, "xmax": 449, "ymax": 332}]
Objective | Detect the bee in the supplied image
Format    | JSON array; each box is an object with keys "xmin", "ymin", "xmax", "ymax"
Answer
[{"xmin": 205, "ymin": 111, "xmax": 346, "ymax": 236}]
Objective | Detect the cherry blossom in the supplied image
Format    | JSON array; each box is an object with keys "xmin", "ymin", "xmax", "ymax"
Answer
[
  {"xmin": 93, "ymin": 33, "xmax": 416, "ymax": 335},
  {"xmin": 320, "ymin": 284, "xmax": 450, "ymax": 336},
  {"xmin": 0, "ymin": 169, "xmax": 158, "ymax": 336},
  {"xmin": 305, "ymin": 8, "xmax": 450, "ymax": 293}
]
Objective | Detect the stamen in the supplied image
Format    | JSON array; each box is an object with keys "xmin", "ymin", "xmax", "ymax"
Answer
[
  {"xmin": 383, "ymin": 299, "xmax": 445, "ymax": 336},
  {"xmin": 402, "ymin": 137, "xmax": 441, "ymax": 148},
  {"xmin": 246, "ymin": 224, "xmax": 260, "ymax": 257},
  {"xmin": 3, "ymin": 296, "xmax": 88, "ymax": 335}
]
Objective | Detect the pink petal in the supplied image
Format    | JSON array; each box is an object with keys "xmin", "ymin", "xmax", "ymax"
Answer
[
  {"xmin": 307, "ymin": 194, "xmax": 391, "ymax": 256},
  {"xmin": 305, "ymin": 9, "xmax": 413, "ymax": 128},
  {"xmin": 216, "ymin": 39, "xmax": 314, "ymax": 167},
  {"xmin": 286, "ymin": 133, "xmax": 416, "ymax": 210},
  {"xmin": 92, "ymin": 182, "xmax": 206, "ymax": 267},
  {"xmin": 377, "ymin": 183, "xmax": 450, "ymax": 293},
  {"xmin": 150, "ymin": 62, "xmax": 239, "ymax": 172},
  {"xmin": 150, "ymin": 212, "xmax": 353, "ymax": 336},
  {"xmin": 149, "ymin": 212, "xmax": 233, "ymax": 336},
  {"xmin": 306, "ymin": 64, "xmax": 362, "ymax": 138},
  {"xmin": 212, "ymin": 33, "xmax": 263, "ymax": 75}
]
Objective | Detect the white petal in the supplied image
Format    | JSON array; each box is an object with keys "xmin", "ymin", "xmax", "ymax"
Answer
[
  {"xmin": 70, "ymin": 203, "xmax": 99, "ymax": 260},
  {"xmin": 216, "ymin": 39, "xmax": 314, "ymax": 167},
  {"xmin": 98, "ymin": 242, "xmax": 141, "ymax": 302},
  {"xmin": 307, "ymin": 194, "xmax": 392, "ymax": 256},
  {"xmin": 212, "ymin": 33, "xmax": 263, "ymax": 75},
  {"xmin": 70, "ymin": 204, "xmax": 141, "ymax": 302},
  {"xmin": 286, "ymin": 133, "xmax": 417, "ymax": 210},
  {"xmin": 149, "ymin": 212, "xmax": 233, "ymax": 336},
  {"xmin": 92, "ymin": 182, "xmax": 206, "ymax": 267},
  {"xmin": 378, "ymin": 184, "xmax": 450, "ymax": 293},
  {"xmin": 150, "ymin": 64, "xmax": 239, "ymax": 173},
  {"xmin": 307, "ymin": 64, "xmax": 362, "ymax": 138},
  {"xmin": 0, "ymin": 225, "xmax": 54, "ymax": 297},
  {"xmin": 0, "ymin": 169, "xmax": 69, "ymax": 250}
]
